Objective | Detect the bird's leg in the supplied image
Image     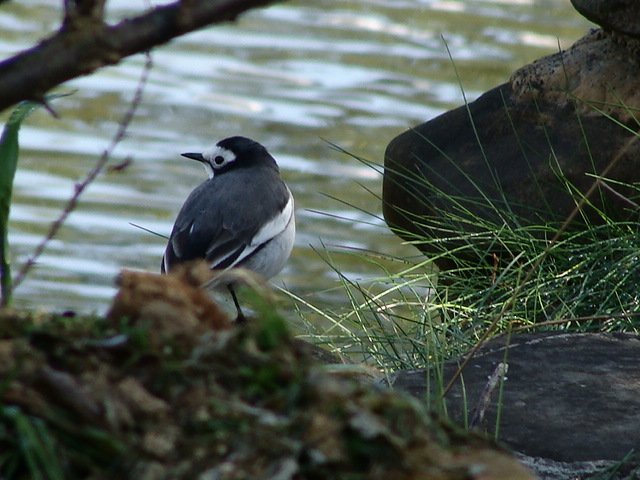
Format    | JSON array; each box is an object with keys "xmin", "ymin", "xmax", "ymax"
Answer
[{"xmin": 228, "ymin": 285, "xmax": 247, "ymax": 324}]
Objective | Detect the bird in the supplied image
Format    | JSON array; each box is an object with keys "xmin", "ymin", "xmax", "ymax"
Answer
[{"xmin": 161, "ymin": 136, "xmax": 295, "ymax": 323}]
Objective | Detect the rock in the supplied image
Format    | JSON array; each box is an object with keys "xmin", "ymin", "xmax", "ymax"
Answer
[
  {"xmin": 383, "ymin": 29, "xmax": 640, "ymax": 271},
  {"xmin": 516, "ymin": 454, "xmax": 635, "ymax": 480},
  {"xmin": 571, "ymin": 0, "xmax": 640, "ymax": 37},
  {"xmin": 379, "ymin": 332, "xmax": 640, "ymax": 471}
]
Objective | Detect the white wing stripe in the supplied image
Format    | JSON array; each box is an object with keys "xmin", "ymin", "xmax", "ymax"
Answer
[
  {"xmin": 251, "ymin": 190, "xmax": 294, "ymax": 248},
  {"xmin": 210, "ymin": 190, "xmax": 294, "ymax": 270}
]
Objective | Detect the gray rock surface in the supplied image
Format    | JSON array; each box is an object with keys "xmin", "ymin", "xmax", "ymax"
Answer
[
  {"xmin": 379, "ymin": 332, "xmax": 640, "ymax": 468},
  {"xmin": 516, "ymin": 454, "xmax": 637, "ymax": 480},
  {"xmin": 571, "ymin": 0, "xmax": 640, "ymax": 37}
]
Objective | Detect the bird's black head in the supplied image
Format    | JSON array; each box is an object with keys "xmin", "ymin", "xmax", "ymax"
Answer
[{"xmin": 181, "ymin": 136, "xmax": 277, "ymax": 179}]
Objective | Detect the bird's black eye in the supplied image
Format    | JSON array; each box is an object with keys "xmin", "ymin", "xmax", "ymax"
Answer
[{"xmin": 214, "ymin": 155, "xmax": 225, "ymax": 165}]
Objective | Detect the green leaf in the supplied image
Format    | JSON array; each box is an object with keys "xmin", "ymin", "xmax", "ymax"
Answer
[{"xmin": 0, "ymin": 92, "xmax": 74, "ymax": 306}]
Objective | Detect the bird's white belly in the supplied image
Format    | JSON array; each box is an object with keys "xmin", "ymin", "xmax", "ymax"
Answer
[{"xmin": 241, "ymin": 210, "xmax": 295, "ymax": 280}]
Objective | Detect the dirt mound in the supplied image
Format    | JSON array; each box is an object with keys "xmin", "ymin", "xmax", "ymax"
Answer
[{"xmin": 0, "ymin": 263, "xmax": 533, "ymax": 479}]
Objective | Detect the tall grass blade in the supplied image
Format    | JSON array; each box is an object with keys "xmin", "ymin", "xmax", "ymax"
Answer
[
  {"xmin": 0, "ymin": 101, "xmax": 39, "ymax": 305},
  {"xmin": 0, "ymin": 92, "xmax": 72, "ymax": 306}
]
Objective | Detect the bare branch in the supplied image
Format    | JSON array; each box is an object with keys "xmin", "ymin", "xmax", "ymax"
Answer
[
  {"xmin": 469, "ymin": 362, "xmax": 508, "ymax": 429},
  {"xmin": 11, "ymin": 53, "xmax": 153, "ymax": 291},
  {"xmin": 0, "ymin": 0, "xmax": 281, "ymax": 112},
  {"xmin": 63, "ymin": 0, "xmax": 107, "ymax": 30}
]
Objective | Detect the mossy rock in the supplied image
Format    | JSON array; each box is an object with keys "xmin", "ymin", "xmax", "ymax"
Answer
[{"xmin": 0, "ymin": 263, "xmax": 533, "ymax": 479}]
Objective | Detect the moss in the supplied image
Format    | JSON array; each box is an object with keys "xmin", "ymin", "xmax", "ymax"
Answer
[{"xmin": 0, "ymin": 264, "xmax": 533, "ymax": 479}]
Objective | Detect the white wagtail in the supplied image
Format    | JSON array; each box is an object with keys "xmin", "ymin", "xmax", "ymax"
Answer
[{"xmin": 161, "ymin": 136, "xmax": 295, "ymax": 322}]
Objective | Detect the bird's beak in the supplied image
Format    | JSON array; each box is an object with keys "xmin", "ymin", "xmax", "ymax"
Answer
[
  {"xmin": 181, "ymin": 152, "xmax": 206, "ymax": 163},
  {"xmin": 182, "ymin": 152, "xmax": 214, "ymax": 179}
]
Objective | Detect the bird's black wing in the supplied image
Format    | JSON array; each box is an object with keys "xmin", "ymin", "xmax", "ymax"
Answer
[{"xmin": 162, "ymin": 167, "xmax": 290, "ymax": 273}]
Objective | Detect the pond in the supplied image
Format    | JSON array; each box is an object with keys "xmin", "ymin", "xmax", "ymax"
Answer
[{"xmin": 1, "ymin": 0, "xmax": 591, "ymax": 330}]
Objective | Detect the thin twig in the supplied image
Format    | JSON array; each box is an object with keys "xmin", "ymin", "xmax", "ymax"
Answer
[
  {"xmin": 469, "ymin": 362, "xmax": 508, "ymax": 428},
  {"xmin": 498, "ymin": 311, "xmax": 640, "ymax": 336},
  {"xmin": 598, "ymin": 179, "xmax": 640, "ymax": 210},
  {"xmin": 12, "ymin": 53, "xmax": 153, "ymax": 291}
]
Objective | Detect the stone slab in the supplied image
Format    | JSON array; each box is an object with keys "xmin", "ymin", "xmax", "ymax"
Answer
[{"xmin": 381, "ymin": 332, "xmax": 640, "ymax": 463}]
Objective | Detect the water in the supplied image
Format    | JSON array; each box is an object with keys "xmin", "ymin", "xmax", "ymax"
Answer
[{"xmin": 1, "ymin": 0, "xmax": 592, "ymax": 320}]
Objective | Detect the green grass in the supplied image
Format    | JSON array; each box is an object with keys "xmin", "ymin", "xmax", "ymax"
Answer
[
  {"xmin": 0, "ymin": 405, "xmax": 66, "ymax": 480},
  {"xmin": 290, "ymin": 134, "xmax": 640, "ymax": 377},
  {"xmin": 287, "ymin": 139, "xmax": 640, "ymax": 459}
]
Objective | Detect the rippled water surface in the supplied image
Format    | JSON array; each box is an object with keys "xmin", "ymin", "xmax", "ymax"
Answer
[{"xmin": 1, "ymin": 0, "xmax": 592, "ymax": 320}]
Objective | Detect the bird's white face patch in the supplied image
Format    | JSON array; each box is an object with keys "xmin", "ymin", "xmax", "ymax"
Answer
[{"xmin": 202, "ymin": 145, "xmax": 237, "ymax": 178}]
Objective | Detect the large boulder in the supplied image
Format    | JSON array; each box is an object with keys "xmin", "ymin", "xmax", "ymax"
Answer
[{"xmin": 383, "ymin": 28, "xmax": 640, "ymax": 271}]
